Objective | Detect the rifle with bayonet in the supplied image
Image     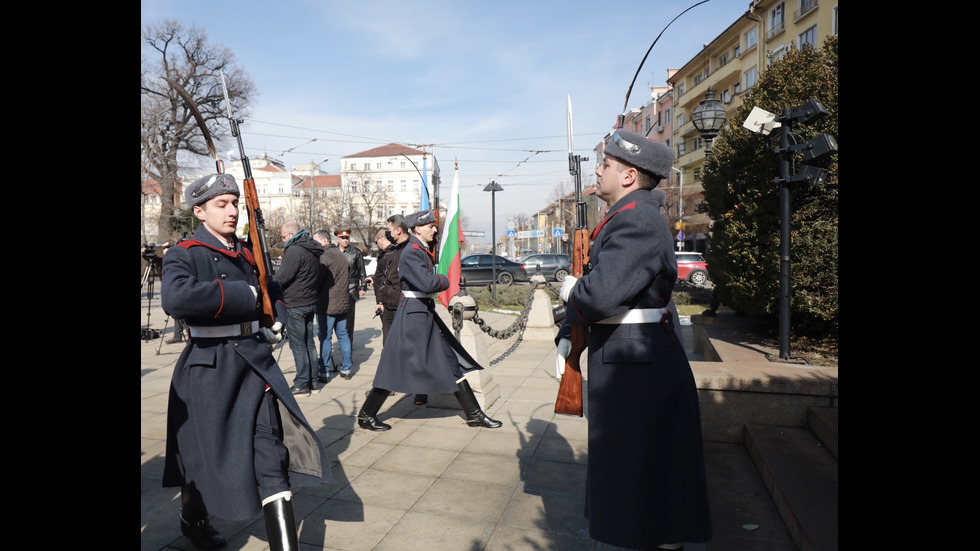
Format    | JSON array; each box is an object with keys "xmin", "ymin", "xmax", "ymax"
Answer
[
  {"xmin": 555, "ymin": 95, "xmax": 589, "ymax": 417},
  {"xmin": 219, "ymin": 71, "xmax": 276, "ymax": 329}
]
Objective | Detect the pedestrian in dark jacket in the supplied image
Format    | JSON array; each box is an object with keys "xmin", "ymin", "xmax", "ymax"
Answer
[
  {"xmin": 313, "ymin": 230, "xmax": 352, "ymax": 380},
  {"xmin": 275, "ymin": 221, "xmax": 327, "ymax": 396},
  {"xmin": 556, "ymin": 130, "xmax": 711, "ymax": 550},
  {"xmin": 370, "ymin": 214, "xmax": 410, "ymax": 345},
  {"xmin": 335, "ymin": 227, "xmax": 366, "ymax": 349},
  {"xmin": 162, "ymin": 173, "xmax": 331, "ymax": 551},
  {"xmin": 356, "ymin": 209, "xmax": 502, "ymax": 432}
]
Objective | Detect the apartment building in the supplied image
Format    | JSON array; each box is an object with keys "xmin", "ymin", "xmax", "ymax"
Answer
[
  {"xmin": 340, "ymin": 143, "xmax": 439, "ymax": 231},
  {"xmin": 668, "ymin": 0, "xmax": 838, "ymax": 251}
]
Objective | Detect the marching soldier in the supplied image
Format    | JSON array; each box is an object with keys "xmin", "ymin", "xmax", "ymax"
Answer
[
  {"xmin": 162, "ymin": 173, "xmax": 332, "ymax": 551},
  {"xmin": 356, "ymin": 209, "xmax": 501, "ymax": 432}
]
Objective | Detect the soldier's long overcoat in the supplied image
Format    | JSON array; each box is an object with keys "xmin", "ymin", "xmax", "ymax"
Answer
[
  {"xmin": 160, "ymin": 227, "xmax": 331, "ymax": 521},
  {"xmin": 560, "ymin": 188, "xmax": 712, "ymax": 548},
  {"xmin": 372, "ymin": 235, "xmax": 483, "ymax": 394}
]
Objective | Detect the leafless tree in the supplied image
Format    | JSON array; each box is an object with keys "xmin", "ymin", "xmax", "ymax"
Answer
[
  {"xmin": 345, "ymin": 169, "xmax": 392, "ymax": 246},
  {"xmin": 141, "ymin": 19, "xmax": 256, "ymax": 242}
]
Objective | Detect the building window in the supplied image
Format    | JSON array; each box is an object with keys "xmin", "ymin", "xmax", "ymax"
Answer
[
  {"xmin": 745, "ymin": 66, "xmax": 758, "ymax": 89},
  {"xmin": 734, "ymin": 44, "xmax": 741, "ymax": 58},
  {"xmin": 768, "ymin": 2, "xmax": 785, "ymax": 38},
  {"xmin": 400, "ymin": 180, "xmax": 407, "ymax": 191},
  {"xmin": 645, "ymin": 116, "xmax": 652, "ymax": 133},
  {"xmin": 376, "ymin": 163, "xmax": 382, "ymax": 169},
  {"xmin": 390, "ymin": 181, "xmax": 396, "ymax": 192},
  {"xmin": 677, "ymin": 82, "xmax": 685, "ymax": 96},
  {"xmin": 678, "ymin": 139, "xmax": 686, "ymax": 156},
  {"xmin": 414, "ymin": 180, "xmax": 420, "ymax": 190},
  {"xmin": 376, "ymin": 182, "xmax": 384, "ymax": 192},
  {"xmin": 350, "ymin": 181, "xmax": 358, "ymax": 193},
  {"xmin": 694, "ymin": 73, "xmax": 703, "ymax": 85},
  {"xmin": 745, "ymin": 27, "xmax": 758, "ymax": 50},
  {"xmin": 799, "ymin": 25, "xmax": 817, "ymax": 48},
  {"xmin": 734, "ymin": 81, "xmax": 742, "ymax": 95},
  {"xmin": 400, "ymin": 162, "xmax": 406, "ymax": 169},
  {"xmin": 664, "ymin": 108, "xmax": 671, "ymax": 125},
  {"xmin": 719, "ymin": 51, "xmax": 730, "ymax": 66}
]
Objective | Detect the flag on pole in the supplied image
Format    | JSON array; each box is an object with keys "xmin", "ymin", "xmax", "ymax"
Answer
[
  {"xmin": 420, "ymin": 155, "xmax": 430, "ymax": 210},
  {"xmin": 437, "ymin": 161, "xmax": 463, "ymax": 308}
]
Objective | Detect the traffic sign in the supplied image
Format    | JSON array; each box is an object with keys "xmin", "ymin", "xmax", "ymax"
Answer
[
  {"xmin": 677, "ymin": 232, "xmax": 685, "ymax": 240},
  {"xmin": 506, "ymin": 230, "xmax": 516, "ymax": 238},
  {"xmin": 553, "ymin": 228, "xmax": 563, "ymax": 238}
]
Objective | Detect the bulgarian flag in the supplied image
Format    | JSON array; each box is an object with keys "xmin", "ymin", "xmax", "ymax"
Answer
[{"xmin": 437, "ymin": 161, "xmax": 463, "ymax": 308}]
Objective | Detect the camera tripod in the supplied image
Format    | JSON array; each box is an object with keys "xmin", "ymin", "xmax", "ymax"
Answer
[{"xmin": 141, "ymin": 256, "xmax": 164, "ymax": 341}]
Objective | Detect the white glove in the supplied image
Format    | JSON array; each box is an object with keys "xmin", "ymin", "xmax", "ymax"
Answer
[
  {"xmin": 555, "ymin": 338, "xmax": 571, "ymax": 381},
  {"xmin": 259, "ymin": 321, "xmax": 283, "ymax": 344},
  {"xmin": 559, "ymin": 275, "xmax": 578, "ymax": 303}
]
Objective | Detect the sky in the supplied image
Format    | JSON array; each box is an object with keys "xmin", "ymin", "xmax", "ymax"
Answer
[{"xmin": 141, "ymin": 0, "xmax": 750, "ymax": 238}]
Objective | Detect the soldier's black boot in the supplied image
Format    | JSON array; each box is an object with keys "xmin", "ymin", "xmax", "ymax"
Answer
[
  {"xmin": 180, "ymin": 489, "xmax": 227, "ymax": 550},
  {"xmin": 357, "ymin": 388, "xmax": 392, "ymax": 431},
  {"xmin": 263, "ymin": 494, "xmax": 299, "ymax": 551},
  {"xmin": 454, "ymin": 379, "xmax": 502, "ymax": 428}
]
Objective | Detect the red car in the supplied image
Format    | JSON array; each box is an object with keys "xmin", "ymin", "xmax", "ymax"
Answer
[{"xmin": 675, "ymin": 252, "xmax": 709, "ymax": 285}]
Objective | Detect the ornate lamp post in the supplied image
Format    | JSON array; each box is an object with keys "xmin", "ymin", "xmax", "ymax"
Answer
[
  {"xmin": 483, "ymin": 180, "xmax": 503, "ymax": 300},
  {"xmin": 690, "ymin": 87, "xmax": 727, "ymax": 158}
]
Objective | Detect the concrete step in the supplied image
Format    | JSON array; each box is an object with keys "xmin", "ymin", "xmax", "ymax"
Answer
[
  {"xmin": 744, "ymin": 409, "xmax": 838, "ymax": 551},
  {"xmin": 807, "ymin": 406, "xmax": 838, "ymax": 460}
]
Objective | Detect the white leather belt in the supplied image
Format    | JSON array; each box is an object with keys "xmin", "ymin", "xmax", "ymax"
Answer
[
  {"xmin": 402, "ymin": 291, "xmax": 437, "ymax": 299},
  {"xmin": 189, "ymin": 321, "xmax": 259, "ymax": 338},
  {"xmin": 597, "ymin": 307, "xmax": 669, "ymax": 325}
]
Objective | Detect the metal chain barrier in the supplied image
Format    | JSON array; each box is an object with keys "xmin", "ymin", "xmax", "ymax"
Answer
[{"xmin": 448, "ymin": 281, "xmax": 560, "ymax": 366}]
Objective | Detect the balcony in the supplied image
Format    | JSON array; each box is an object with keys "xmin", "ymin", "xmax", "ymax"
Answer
[{"xmin": 795, "ymin": 0, "xmax": 818, "ymax": 21}]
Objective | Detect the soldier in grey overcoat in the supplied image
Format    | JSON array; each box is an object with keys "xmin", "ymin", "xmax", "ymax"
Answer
[
  {"xmin": 162, "ymin": 173, "xmax": 332, "ymax": 551},
  {"xmin": 556, "ymin": 130, "xmax": 711, "ymax": 550},
  {"xmin": 356, "ymin": 209, "xmax": 502, "ymax": 432}
]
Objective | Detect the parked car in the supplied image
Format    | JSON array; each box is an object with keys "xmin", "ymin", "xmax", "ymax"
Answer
[
  {"xmin": 521, "ymin": 254, "xmax": 572, "ymax": 282},
  {"xmin": 460, "ymin": 254, "xmax": 528, "ymax": 286},
  {"xmin": 675, "ymin": 252, "xmax": 709, "ymax": 285}
]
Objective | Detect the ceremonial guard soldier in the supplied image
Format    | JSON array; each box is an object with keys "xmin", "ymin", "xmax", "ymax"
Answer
[
  {"xmin": 557, "ymin": 130, "xmax": 712, "ymax": 550},
  {"xmin": 357, "ymin": 209, "xmax": 502, "ymax": 432},
  {"xmin": 162, "ymin": 173, "xmax": 332, "ymax": 551}
]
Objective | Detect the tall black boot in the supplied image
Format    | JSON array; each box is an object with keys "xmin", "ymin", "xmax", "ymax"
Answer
[
  {"xmin": 454, "ymin": 379, "xmax": 502, "ymax": 428},
  {"xmin": 358, "ymin": 388, "xmax": 392, "ymax": 431},
  {"xmin": 180, "ymin": 488, "xmax": 227, "ymax": 550},
  {"xmin": 263, "ymin": 495, "xmax": 299, "ymax": 551}
]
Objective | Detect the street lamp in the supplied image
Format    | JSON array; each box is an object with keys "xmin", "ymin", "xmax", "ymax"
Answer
[
  {"xmin": 690, "ymin": 86, "xmax": 727, "ymax": 158},
  {"xmin": 483, "ymin": 180, "xmax": 503, "ymax": 300},
  {"xmin": 309, "ymin": 158, "xmax": 328, "ymax": 230}
]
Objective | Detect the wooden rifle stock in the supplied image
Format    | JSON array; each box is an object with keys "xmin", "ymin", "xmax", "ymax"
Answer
[
  {"xmin": 242, "ymin": 175, "xmax": 276, "ymax": 328},
  {"xmin": 554, "ymin": 227, "xmax": 589, "ymax": 416}
]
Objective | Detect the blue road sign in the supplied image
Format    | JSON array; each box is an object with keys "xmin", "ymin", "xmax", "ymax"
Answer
[
  {"xmin": 506, "ymin": 230, "xmax": 516, "ymax": 238},
  {"xmin": 553, "ymin": 228, "xmax": 563, "ymax": 238},
  {"xmin": 677, "ymin": 232, "xmax": 685, "ymax": 240}
]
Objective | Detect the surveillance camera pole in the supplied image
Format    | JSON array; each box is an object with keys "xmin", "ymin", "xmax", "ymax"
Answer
[{"xmin": 777, "ymin": 108, "xmax": 794, "ymax": 362}]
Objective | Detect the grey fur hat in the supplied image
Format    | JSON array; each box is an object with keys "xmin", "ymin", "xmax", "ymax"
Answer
[
  {"xmin": 406, "ymin": 209, "xmax": 436, "ymax": 228},
  {"xmin": 185, "ymin": 173, "xmax": 240, "ymax": 209},
  {"xmin": 604, "ymin": 129, "xmax": 674, "ymax": 182}
]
